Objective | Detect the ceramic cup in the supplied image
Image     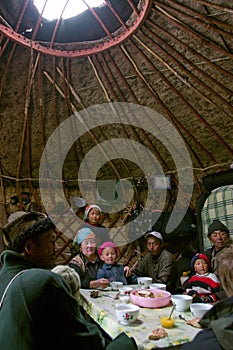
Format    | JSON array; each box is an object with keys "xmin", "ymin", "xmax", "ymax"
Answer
[
  {"xmin": 110, "ymin": 281, "xmax": 123, "ymax": 291},
  {"xmin": 171, "ymin": 294, "xmax": 193, "ymax": 312},
  {"xmin": 137, "ymin": 277, "xmax": 152, "ymax": 289},
  {"xmin": 150, "ymin": 283, "xmax": 166, "ymax": 290}
]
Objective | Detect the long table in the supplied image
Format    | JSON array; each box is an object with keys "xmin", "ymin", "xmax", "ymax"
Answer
[{"xmin": 79, "ymin": 287, "xmax": 201, "ymax": 349}]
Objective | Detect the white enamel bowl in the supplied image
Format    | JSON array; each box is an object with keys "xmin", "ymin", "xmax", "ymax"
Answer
[{"xmin": 115, "ymin": 304, "xmax": 140, "ymax": 325}]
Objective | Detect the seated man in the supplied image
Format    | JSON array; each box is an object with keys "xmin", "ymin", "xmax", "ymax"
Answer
[
  {"xmin": 134, "ymin": 230, "xmax": 178, "ymax": 293},
  {"xmin": 0, "ymin": 211, "xmax": 137, "ymax": 350}
]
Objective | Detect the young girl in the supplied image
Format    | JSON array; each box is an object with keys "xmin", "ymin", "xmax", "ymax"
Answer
[
  {"xmin": 182, "ymin": 253, "xmax": 221, "ymax": 303},
  {"xmin": 80, "ymin": 204, "xmax": 110, "ymax": 248},
  {"xmin": 97, "ymin": 241, "xmax": 137, "ymax": 284}
]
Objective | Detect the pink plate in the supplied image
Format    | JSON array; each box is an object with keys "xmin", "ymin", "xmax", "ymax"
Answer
[{"xmin": 130, "ymin": 289, "xmax": 171, "ymax": 308}]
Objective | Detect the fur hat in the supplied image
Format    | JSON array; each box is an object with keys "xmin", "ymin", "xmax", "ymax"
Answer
[
  {"xmin": 3, "ymin": 211, "xmax": 54, "ymax": 252},
  {"xmin": 145, "ymin": 230, "xmax": 163, "ymax": 242},
  {"xmin": 191, "ymin": 253, "xmax": 210, "ymax": 270},
  {"xmin": 98, "ymin": 241, "xmax": 120, "ymax": 257},
  {"xmin": 52, "ymin": 265, "xmax": 81, "ymax": 297},
  {"xmin": 84, "ymin": 204, "xmax": 101, "ymax": 221},
  {"xmin": 75, "ymin": 227, "xmax": 96, "ymax": 245},
  {"xmin": 208, "ymin": 219, "xmax": 229, "ymax": 237}
]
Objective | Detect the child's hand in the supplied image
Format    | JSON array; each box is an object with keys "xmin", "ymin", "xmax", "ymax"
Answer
[{"xmin": 124, "ymin": 266, "xmax": 131, "ymax": 277}]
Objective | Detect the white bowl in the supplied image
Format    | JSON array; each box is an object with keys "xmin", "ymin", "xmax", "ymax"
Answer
[
  {"xmin": 171, "ymin": 294, "xmax": 193, "ymax": 312},
  {"xmin": 115, "ymin": 304, "xmax": 140, "ymax": 325},
  {"xmin": 110, "ymin": 281, "xmax": 123, "ymax": 291},
  {"xmin": 190, "ymin": 303, "xmax": 213, "ymax": 319},
  {"xmin": 150, "ymin": 283, "xmax": 166, "ymax": 290},
  {"xmin": 119, "ymin": 286, "xmax": 133, "ymax": 295},
  {"xmin": 137, "ymin": 277, "xmax": 152, "ymax": 288}
]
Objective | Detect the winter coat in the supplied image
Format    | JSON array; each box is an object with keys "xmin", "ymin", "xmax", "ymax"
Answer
[
  {"xmin": 97, "ymin": 263, "xmax": 138, "ymax": 285},
  {"xmin": 134, "ymin": 248, "xmax": 178, "ymax": 293},
  {"xmin": 0, "ymin": 250, "xmax": 137, "ymax": 350},
  {"xmin": 69, "ymin": 251, "xmax": 103, "ymax": 288}
]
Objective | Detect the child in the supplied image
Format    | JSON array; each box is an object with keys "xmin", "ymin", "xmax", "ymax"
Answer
[
  {"xmin": 97, "ymin": 241, "xmax": 137, "ymax": 284},
  {"xmin": 80, "ymin": 204, "xmax": 110, "ymax": 248},
  {"xmin": 52, "ymin": 265, "xmax": 81, "ymax": 298},
  {"xmin": 182, "ymin": 253, "xmax": 221, "ymax": 303}
]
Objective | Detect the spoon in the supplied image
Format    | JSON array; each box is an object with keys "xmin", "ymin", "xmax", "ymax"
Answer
[
  {"xmin": 168, "ymin": 303, "xmax": 176, "ymax": 319},
  {"xmin": 179, "ymin": 314, "xmax": 186, "ymax": 321}
]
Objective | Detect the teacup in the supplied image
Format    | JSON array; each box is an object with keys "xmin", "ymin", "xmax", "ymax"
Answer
[
  {"xmin": 137, "ymin": 277, "xmax": 152, "ymax": 289},
  {"xmin": 110, "ymin": 281, "xmax": 123, "ymax": 291},
  {"xmin": 150, "ymin": 283, "xmax": 166, "ymax": 290},
  {"xmin": 119, "ymin": 286, "xmax": 133, "ymax": 295},
  {"xmin": 171, "ymin": 294, "xmax": 193, "ymax": 312}
]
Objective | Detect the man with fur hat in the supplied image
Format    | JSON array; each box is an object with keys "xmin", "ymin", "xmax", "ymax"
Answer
[{"xmin": 0, "ymin": 212, "xmax": 137, "ymax": 350}]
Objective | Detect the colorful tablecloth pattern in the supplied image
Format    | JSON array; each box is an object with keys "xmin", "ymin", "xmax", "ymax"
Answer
[{"xmin": 80, "ymin": 287, "xmax": 201, "ymax": 349}]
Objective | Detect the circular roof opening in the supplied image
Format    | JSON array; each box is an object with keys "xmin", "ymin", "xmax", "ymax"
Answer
[
  {"xmin": 33, "ymin": 0, "xmax": 105, "ymax": 20},
  {"xmin": 0, "ymin": 0, "xmax": 152, "ymax": 57}
]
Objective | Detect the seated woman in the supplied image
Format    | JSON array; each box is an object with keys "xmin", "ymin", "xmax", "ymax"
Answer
[
  {"xmin": 177, "ymin": 253, "xmax": 221, "ymax": 303},
  {"xmin": 69, "ymin": 227, "xmax": 109, "ymax": 289}
]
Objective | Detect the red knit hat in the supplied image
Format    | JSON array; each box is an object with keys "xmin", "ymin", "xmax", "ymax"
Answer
[
  {"xmin": 98, "ymin": 241, "xmax": 120, "ymax": 257},
  {"xmin": 191, "ymin": 253, "xmax": 210, "ymax": 270}
]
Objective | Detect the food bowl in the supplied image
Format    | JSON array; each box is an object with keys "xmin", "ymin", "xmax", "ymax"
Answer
[
  {"xmin": 119, "ymin": 286, "xmax": 133, "ymax": 295},
  {"xmin": 137, "ymin": 277, "xmax": 152, "ymax": 288},
  {"xmin": 160, "ymin": 316, "xmax": 175, "ymax": 328},
  {"xmin": 171, "ymin": 294, "xmax": 193, "ymax": 312},
  {"xmin": 131, "ymin": 289, "xmax": 171, "ymax": 308},
  {"xmin": 115, "ymin": 304, "xmax": 140, "ymax": 325},
  {"xmin": 150, "ymin": 283, "xmax": 166, "ymax": 290},
  {"xmin": 110, "ymin": 281, "xmax": 123, "ymax": 291},
  {"xmin": 190, "ymin": 303, "xmax": 213, "ymax": 319}
]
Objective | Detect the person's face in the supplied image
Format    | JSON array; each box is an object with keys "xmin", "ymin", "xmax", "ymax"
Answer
[
  {"xmin": 209, "ymin": 230, "xmax": 229, "ymax": 251},
  {"xmin": 88, "ymin": 208, "xmax": 101, "ymax": 225},
  {"xmin": 25, "ymin": 229, "xmax": 57, "ymax": 269},
  {"xmin": 146, "ymin": 237, "xmax": 162, "ymax": 256},
  {"xmin": 80, "ymin": 238, "xmax": 97, "ymax": 258},
  {"xmin": 100, "ymin": 247, "xmax": 117, "ymax": 265},
  {"xmin": 194, "ymin": 258, "xmax": 209, "ymax": 274}
]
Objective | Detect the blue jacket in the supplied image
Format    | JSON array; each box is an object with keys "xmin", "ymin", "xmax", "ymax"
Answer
[{"xmin": 97, "ymin": 263, "xmax": 138, "ymax": 285}]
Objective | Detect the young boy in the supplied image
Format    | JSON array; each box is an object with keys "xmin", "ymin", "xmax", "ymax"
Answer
[
  {"xmin": 97, "ymin": 241, "xmax": 137, "ymax": 284},
  {"xmin": 183, "ymin": 253, "xmax": 221, "ymax": 303}
]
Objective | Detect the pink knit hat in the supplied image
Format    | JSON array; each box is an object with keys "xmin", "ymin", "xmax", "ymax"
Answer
[{"xmin": 98, "ymin": 241, "xmax": 120, "ymax": 257}]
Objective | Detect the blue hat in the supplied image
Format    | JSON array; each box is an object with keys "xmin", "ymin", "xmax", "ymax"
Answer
[
  {"xmin": 75, "ymin": 227, "xmax": 96, "ymax": 245},
  {"xmin": 191, "ymin": 253, "xmax": 210, "ymax": 270}
]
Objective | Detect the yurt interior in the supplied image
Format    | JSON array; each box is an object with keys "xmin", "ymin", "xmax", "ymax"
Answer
[{"xmin": 0, "ymin": 0, "xmax": 233, "ymax": 272}]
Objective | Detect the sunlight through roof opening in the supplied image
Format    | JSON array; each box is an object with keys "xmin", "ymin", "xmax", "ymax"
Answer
[{"xmin": 34, "ymin": 0, "xmax": 105, "ymax": 20}]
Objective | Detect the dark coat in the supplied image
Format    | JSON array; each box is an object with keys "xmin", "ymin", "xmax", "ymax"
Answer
[{"xmin": 0, "ymin": 250, "xmax": 137, "ymax": 350}]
